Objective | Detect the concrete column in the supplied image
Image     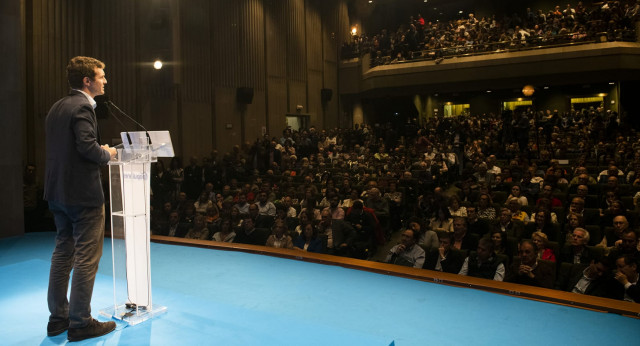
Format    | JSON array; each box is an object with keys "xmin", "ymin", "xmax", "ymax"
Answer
[{"xmin": 0, "ymin": 0, "xmax": 24, "ymax": 238}]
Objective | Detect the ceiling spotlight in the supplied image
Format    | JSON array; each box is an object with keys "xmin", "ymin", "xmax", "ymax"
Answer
[{"xmin": 153, "ymin": 60, "xmax": 163, "ymax": 70}]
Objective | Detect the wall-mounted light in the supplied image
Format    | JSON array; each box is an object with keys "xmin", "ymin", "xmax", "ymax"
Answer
[
  {"xmin": 153, "ymin": 60, "xmax": 163, "ymax": 70},
  {"xmin": 351, "ymin": 26, "xmax": 358, "ymax": 36}
]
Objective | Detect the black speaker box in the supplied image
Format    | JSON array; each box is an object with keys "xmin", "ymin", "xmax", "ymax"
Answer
[{"xmin": 237, "ymin": 87, "xmax": 254, "ymax": 104}]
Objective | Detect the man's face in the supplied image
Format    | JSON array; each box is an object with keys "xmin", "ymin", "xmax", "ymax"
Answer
[
  {"xmin": 519, "ymin": 243, "xmax": 537, "ymax": 265},
  {"xmin": 621, "ymin": 231, "xmax": 638, "ymax": 252},
  {"xmin": 259, "ymin": 192, "xmax": 267, "ymax": 203},
  {"xmin": 542, "ymin": 185, "xmax": 553, "ymax": 197},
  {"xmin": 453, "ymin": 219, "xmax": 466, "ymax": 235},
  {"xmin": 330, "ymin": 196, "xmax": 339, "ymax": 208},
  {"xmin": 169, "ymin": 212, "xmax": 179, "ymax": 225},
  {"xmin": 570, "ymin": 198, "xmax": 584, "ymax": 213},
  {"xmin": 400, "ymin": 230, "xmax": 415, "ymax": 248},
  {"xmin": 440, "ymin": 237, "xmax": 451, "ymax": 252},
  {"xmin": 477, "ymin": 243, "xmax": 491, "ymax": 261},
  {"xmin": 282, "ymin": 197, "xmax": 291, "ymax": 208},
  {"xmin": 571, "ymin": 229, "xmax": 588, "ymax": 246},
  {"xmin": 86, "ymin": 67, "xmax": 106, "ymax": 97},
  {"xmin": 467, "ymin": 207, "xmax": 477, "ymax": 220},
  {"xmin": 616, "ymin": 258, "xmax": 637, "ymax": 279},
  {"xmin": 500, "ymin": 210, "xmax": 511, "ymax": 223},
  {"xmin": 576, "ymin": 185, "xmax": 588, "ymax": 197},
  {"xmin": 613, "ymin": 216, "xmax": 628, "ymax": 234},
  {"xmin": 588, "ymin": 261, "xmax": 608, "ymax": 279},
  {"xmin": 249, "ymin": 204, "xmax": 258, "ymax": 216}
]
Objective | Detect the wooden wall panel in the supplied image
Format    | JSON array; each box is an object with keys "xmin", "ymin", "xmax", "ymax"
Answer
[
  {"xmin": 267, "ymin": 77, "xmax": 288, "ymax": 135},
  {"xmin": 239, "ymin": 0, "xmax": 266, "ymax": 90},
  {"xmin": 181, "ymin": 0, "xmax": 212, "ymax": 103},
  {"xmin": 286, "ymin": 0, "xmax": 306, "ymax": 83},
  {"xmin": 29, "ymin": 0, "xmax": 88, "ymax": 173},
  {"xmin": 212, "ymin": 1, "xmax": 239, "ymax": 87},
  {"xmin": 265, "ymin": 0, "xmax": 287, "ymax": 79},
  {"xmin": 214, "ymin": 87, "xmax": 242, "ymax": 153},
  {"xmin": 307, "ymin": 70, "xmax": 323, "ymax": 127}
]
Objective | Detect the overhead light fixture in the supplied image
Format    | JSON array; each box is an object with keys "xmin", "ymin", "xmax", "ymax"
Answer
[
  {"xmin": 486, "ymin": 90, "xmax": 492, "ymax": 93},
  {"xmin": 609, "ymin": 82, "xmax": 615, "ymax": 85},
  {"xmin": 543, "ymin": 86, "xmax": 549, "ymax": 90}
]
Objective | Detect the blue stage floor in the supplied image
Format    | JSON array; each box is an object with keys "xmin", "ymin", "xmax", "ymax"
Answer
[{"xmin": 2, "ymin": 232, "xmax": 640, "ymax": 346}]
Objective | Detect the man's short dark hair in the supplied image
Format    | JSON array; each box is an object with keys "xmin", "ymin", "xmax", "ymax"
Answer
[{"xmin": 67, "ymin": 56, "xmax": 105, "ymax": 89}]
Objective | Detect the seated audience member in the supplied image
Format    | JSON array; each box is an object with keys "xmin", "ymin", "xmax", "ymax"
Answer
[
  {"xmin": 234, "ymin": 218, "xmax": 262, "ymax": 245},
  {"xmin": 280, "ymin": 196, "xmax": 298, "ymax": 218},
  {"xmin": 249, "ymin": 202, "xmax": 274, "ymax": 229},
  {"xmin": 452, "ymin": 217, "xmax": 479, "ymax": 252},
  {"xmin": 598, "ymin": 215, "xmax": 630, "ymax": 255},
  {"xmin": 562, "ymin": 212, "xmax": 585, "ymax": 244},
  {"xmin": 194, "ymin": 192, "xmax": 214, "ymax": 215},
  {"xmin": 204, "ymin": 205, "xmax": 220, "ymax": 226},
  {"xmin": 524, "ymin": 209, "xmax": 557, "ymax": 242},
  {"xmin": 233, "ymin": 193, "xmax": 250, "ymax": 215},
  {"xmin": 386, "ymin": 228, "xmax": 426, "ymax": 268},
  {"xmin": 537, "ymin": 184, "xmax": 563, "ymax": 208},
  {"xmin": 614, "ymin": 255, "xmax": 640, "ymax": 302},
  {"xmin": 607, "ymin": 228, "xmax": 639, "ymax": 260},
  {"xmin": 322, "ymin": 193, "xmax": 345, "ymax": 220},
  {"xmin": 507, "ymin": 184, "xmax": 529, "ymax": 206},
  {"xmin": 415, "ymin": 219, "xmax": 439, "ymax": 250},
  {"xmin": 448, "ymin": 195, "xmax": 467, "ymax": 217},
  {"xmin": 476, "ymin": 193, "xmax": 496, "ymax": 221},
  {"xmin": 506, "ymin": 197, "xmax": 530, "ymax": 224},
  {"xmin": 345, "ymin": 200, "xmax": 376, "ymax": 259},
  {"xmin": 424, "ymin": 232, "xmax": 466, "ymax": 273},
  {"xmin": 184, "ymin": 214, "xmax": 210, "ymax": 240},
  {"xmin": 467, "ymin": 206, "xmax": 490, "ymax": 236},
  {"xmin": 428, "ymin": 205, "xmax": 454, "ymax": 232},
  {"xmin": 493, "ymin": 207, "xmax": 524, "ymax": 239},
  {"xmin": 155, "ymin": 210, "xmax": 188, "ymax": 237},
  {"xmin": 365, "ymin": 187, "xmax": 390, "ymax": 219},
  {"xmin": 458, "ymin": 237, "xmax": 506, "ymax": 281},
  {"xmin": 556, "ymin": 258, "xmax": 617, "ymax": 298},
  {"xmin": 491, "ymin": 231, "xmax": 513, "ymax": 263},
  {"xmin": 505, "ymin": 240, "xmax": 555, "ymax": 289},
  {"xmin": 560, "ymin": 228, "xmax": 597, "ymax": 265},
  {"xmin": 598, "ymin": 165, "xmax": 625, "ymax": 184},
  {"xmin": 256, "ymin": 191, "xmax": 277, "ymax": 217},
  {"xmin": 318, "ymin": 209, "xmax": 355, "ymax": 257},
  {"xmin": 211, "ymin": 218, "xmax": 236, "ymax": 243},
  {"xmin": 293, "ymin": 210, "xmax": 314, "ymax": 236},
  {"xmin": 532, "ymin": 231, "xmax": 556, "ymax": 262},
  {"xmin": 265, "ymin": 220, "xmax": 293, "ymax": 249},
  {"xmin": 531, "ymin": 198, "xmax": 559, "ymax": 224},
  {"xmin": 293, "ymin": 223, "xmax": 325, "ymax": 254}
]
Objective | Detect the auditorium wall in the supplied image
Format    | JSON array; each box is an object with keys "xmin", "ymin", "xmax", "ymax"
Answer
[{"xmin": 22, "ymin": 0, "xmax": 350, "ymax": 172}]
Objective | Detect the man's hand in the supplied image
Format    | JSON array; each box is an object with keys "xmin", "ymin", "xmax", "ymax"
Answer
[
  {"xmin": 438, "ymin": 245, "xmax": 446, "ymax": 259},
  {"xmin": 102, "ymin": 144, "xmax": 117, "ymax": 160},
  {"xmin": 395, "ymin": 244, "xmax": 406, "ymax": 254},
  {"xmin": 615, "ymin": 271, "xmax": 630, "ymax": 286}
]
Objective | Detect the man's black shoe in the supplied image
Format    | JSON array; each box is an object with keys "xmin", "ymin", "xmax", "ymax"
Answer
[
  {"xmin": 67, "ymin": 318, "xmax": 116, "ymax": 342},
  {"xmin": 47, "ymin": 318, "xmax": 70, "ymax": 336}
]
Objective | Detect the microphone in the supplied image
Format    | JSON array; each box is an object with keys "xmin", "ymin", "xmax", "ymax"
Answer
[{"xmin": 105, "ymin": 97, "xmax": 153, "ymax": 145}]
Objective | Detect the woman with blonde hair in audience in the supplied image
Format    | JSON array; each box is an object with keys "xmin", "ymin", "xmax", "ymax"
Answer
[{"xmin": 531, "ymin": 231, "xmax": 556, "ymax": 262}]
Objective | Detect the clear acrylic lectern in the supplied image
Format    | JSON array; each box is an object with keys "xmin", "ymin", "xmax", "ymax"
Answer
[{"xmin": 99, "ymin": 131, "xmax": 174, "ymax": 325}]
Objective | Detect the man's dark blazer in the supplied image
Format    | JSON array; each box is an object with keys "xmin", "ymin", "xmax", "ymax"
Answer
[
  {"xmin": 558, "ymin": 263, "xmax": 620, "ymax": 299},
  {"xmin": 44, "ymin": 91, "xmax": 110, "ymax": 207},
  {"xmin": 423, "ymin": 248, "xmax": 466, "ymax": 274},
  {"xmin": 322, "ymin": 219, "xmax": 356, "ymax": 248}
]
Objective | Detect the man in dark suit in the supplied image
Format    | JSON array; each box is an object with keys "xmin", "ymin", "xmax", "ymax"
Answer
[
  {"xmin": 44, "ymin": 56, "xmax": 117, "ymax": 341},
  {"xmin": 319, "ymin": 209, "xmax": 355, "ymax": 257},
  {"xmin": 556, "ymin": 259, "xmax": 618, "ymax": 298},
  {"xmin": 424, "ymin": 232, "xmax": 466, "ymax": 273}
]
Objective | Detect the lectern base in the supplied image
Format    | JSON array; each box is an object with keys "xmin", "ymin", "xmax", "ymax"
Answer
[{"xmin": 99, "ymin": 303, "xmax": 167, "ymax": 326}]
